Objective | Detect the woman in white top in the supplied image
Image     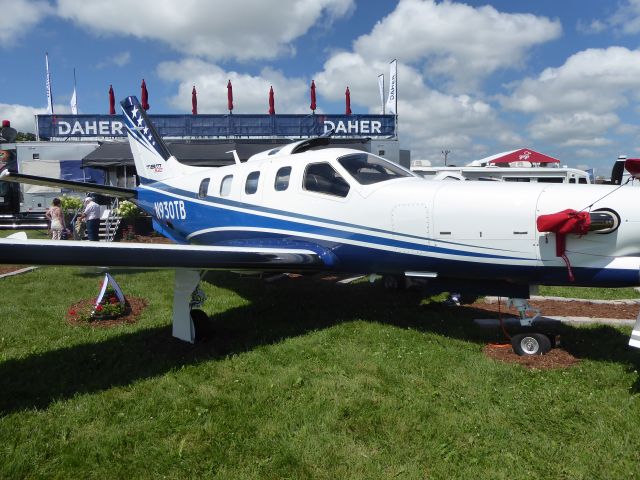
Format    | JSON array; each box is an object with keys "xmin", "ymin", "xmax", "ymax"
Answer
[{"xmin": 46, "ymin": 197, "xmax": 65, "ymax": 240}]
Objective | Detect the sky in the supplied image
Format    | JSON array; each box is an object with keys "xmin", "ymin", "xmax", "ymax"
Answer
[{"xmin": 1, "ymin": 0, "xmax": 640, "ymax": 174}]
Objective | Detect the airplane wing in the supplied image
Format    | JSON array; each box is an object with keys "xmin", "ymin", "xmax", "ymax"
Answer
[
  {"xmin": 0, "ymin": 238, "xmax": 324, "ymax": 271},
  {"xmin": 0, "ymin": 170, "xmax": 136, "ymax": 198}
]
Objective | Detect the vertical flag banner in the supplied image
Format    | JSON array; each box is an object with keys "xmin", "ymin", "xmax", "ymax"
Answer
[
  {"xmin": 378, "ymin": 74, "xmax": 385, "ymax": 115},
  {"xmin": 345, "ymin": 87, "xmax": 352, "ymax": 115},
  {"xmin": 45, "ymin": 53, "xmax": 54, "ymax": 115},
  {"xmin": 108, "ymin": 85, "xmax": 116, "ymax": 115},
  {"xmin": 386, "ymin": 59, "xmax": 397, "ymax": 115},
  {"xmin": 141, "ymin": 79, "xmax": 150, "ymax": 110},
  {"xmin": 70, "ymin": 68, "xmax": 78, "ymax": 114},
  {"xmin": 192, "ymin": 86, "xmax": 198, "ymax": 115},
  {"xmin": 310, "ymin": 80, "xmax": 316, "ymax": 112},
  {"xmin": 268, "ymin": 86, "xmax": 275, "ymax": 115},
  {"xmin": 227, "ymin": 80, "xmax": 234, "ymax": 113}
]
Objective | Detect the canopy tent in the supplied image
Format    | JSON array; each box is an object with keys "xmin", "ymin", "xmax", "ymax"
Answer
[
  {"xmin": 469, "ymin": 148, "xmax": 561, "ymax": 167},
  {"xmin": 82, "ymin": 139, "xmax": 369, "ymax": 168}
]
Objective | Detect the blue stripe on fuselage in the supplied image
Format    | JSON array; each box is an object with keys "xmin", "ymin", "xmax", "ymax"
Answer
[{"xmin": 135, "ymin": 183, "xmax": 532, "ymax": 262}]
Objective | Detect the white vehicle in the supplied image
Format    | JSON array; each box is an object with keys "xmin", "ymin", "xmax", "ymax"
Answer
[
  {"xmin": 2, "ymin": 96, "xmax": 640, "ymax": 356},
  {"xmin": 412, "ymin": 165, "xmax": 591, "ymax": 184}
]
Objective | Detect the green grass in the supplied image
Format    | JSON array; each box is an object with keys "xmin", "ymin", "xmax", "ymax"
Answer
[
  {"xmin": 1, "ymin": 267, "xmax": 640, "ymax": 478},
  {"xmin": 0, "ymin": 229, "xmax": 49, "ymax": 239},
  {"xmin": 538, "ymin": 285, "xmax": 640, "ymax": 300}
]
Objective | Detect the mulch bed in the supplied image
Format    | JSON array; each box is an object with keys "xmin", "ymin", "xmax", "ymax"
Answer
[
  {"xmin": 121, "ymin": 234, "xmax": 173, "ymax": 244},
  {"xmin": 66, "ymin": 296, "xmax": 148, "ymax": 328},
  {"xmin": 470, "ymin": 298, "xmax": 639, "ymax": 320},
  {"xmin": 483, "ymin": 343, "xmax": 580, "ymax": 369},
  {"xmin": 0, "ymin": 265, "xmax": 25, "ymax": 276}
]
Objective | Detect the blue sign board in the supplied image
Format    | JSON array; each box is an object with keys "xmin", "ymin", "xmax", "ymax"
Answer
[{"xmin": 37, "ymin": 114, "xmax": 396, "ymax": 139}]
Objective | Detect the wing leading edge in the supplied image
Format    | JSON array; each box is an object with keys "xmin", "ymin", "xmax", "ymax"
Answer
[
  {"xmin": 0, "ymin": 238, "xmax": 323, "ymax": 271},
  {"xmin": 0, "ymin": 171, "xmax": 136, "ymax": 199}
]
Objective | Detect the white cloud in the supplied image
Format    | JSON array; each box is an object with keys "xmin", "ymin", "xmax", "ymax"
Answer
[
  {"xmin": 602, "ymin": 0, "xmax": 640, "ymax": 35},
  {"xmin": 0, "ymin": 0, "xmax": 53, "ymax": 46},
  {"xmin": 503, "ymin": 47, "xmax": 640, "ymax": 114},
  {"xmin": 351, "ymin": 0, "xmax": 561, "ymax": 90},
  {"xmin": 158, "ymin": 59, "xmax": 309, "ymax": 114},
  {"xmin": 56, "ymin": 0, "xmax": 354, "ymax": 61},
  {"xmin": 528, "ymin": 112, "xmax": 619, "ymax": 145},
  {"xmin": 0, "ymin": 102, "xmax": 72, "ymax": 133},
  {"xmin": 501, "ymin": 47, "xmax": 640, "ymax": 148},
  {"xmin": 96, "ymin": 51, "xmax": 131, "ymax": 69}
]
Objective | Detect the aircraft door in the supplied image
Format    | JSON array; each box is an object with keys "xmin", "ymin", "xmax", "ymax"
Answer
[{"xmin": 391, "ymin": 203, "xmax": 431, "ymax": 255}]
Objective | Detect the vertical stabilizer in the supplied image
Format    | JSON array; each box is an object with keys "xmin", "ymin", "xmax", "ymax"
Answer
[{"xmin": 120, "ymin": 96, "xmax": 192, "ymax": 183}]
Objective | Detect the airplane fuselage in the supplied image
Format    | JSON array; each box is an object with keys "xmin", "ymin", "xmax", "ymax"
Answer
[{"xmin": 133, "ymin": 147, "xmax": 640, "ymax": 289}]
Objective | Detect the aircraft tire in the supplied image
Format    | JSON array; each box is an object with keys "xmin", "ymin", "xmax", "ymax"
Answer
[
  {"xmin": 190, "ymin": 308, "xmax": 210, "ymax": 341},
  {"xmin": 511, "ymin": 332, "xmax": 551, "ymax": 356}
]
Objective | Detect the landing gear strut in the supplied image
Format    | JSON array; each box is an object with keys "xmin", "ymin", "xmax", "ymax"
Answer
[
  {"xmin": 172, "ymin": 269, "xmax": 207, "ymax": 343},
  {"xmin": 507, "ymin": 298, "xmax": 554, "ymax": 356}
]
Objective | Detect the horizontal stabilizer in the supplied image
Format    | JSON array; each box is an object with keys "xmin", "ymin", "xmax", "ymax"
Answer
[
  {"xmin": 0, "ymin": 238, "xmax": 323, "ymax": 271},
  {"xmin": 0, "ymin": 171, "xmax": 136, "ymax": 198}
]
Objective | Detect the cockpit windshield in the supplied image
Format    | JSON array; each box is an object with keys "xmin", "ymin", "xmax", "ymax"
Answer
[{"xmin": 337, "ymin": 153, "xmax": 412, "ymax": 185}]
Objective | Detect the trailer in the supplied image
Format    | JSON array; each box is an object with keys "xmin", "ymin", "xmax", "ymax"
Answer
[{"xmin": 0, "ymin": 141, "xmax": 104, "ymax": 229}]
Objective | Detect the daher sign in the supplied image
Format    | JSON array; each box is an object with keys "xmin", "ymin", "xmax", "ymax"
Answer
[{"xmin": 37, "ymin": 114, "xmax": 396, "ymax": 139}]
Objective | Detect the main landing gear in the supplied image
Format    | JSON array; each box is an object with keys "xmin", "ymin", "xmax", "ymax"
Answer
[{"xmin": 172, "ymin": 269, "xmax": 207, "ymax": 343}]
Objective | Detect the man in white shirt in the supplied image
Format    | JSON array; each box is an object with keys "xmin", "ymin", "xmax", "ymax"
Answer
[{"xmin": 81, "ymin": 196, "xmax": 100, "ymax": 241}]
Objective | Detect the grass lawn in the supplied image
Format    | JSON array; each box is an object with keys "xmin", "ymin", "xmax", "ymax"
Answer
[{"xmin": 1, "ymin": 267, "xmax": 640, "ymax": 478}]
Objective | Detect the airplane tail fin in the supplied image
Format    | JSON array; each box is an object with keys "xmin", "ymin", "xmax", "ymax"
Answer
[{"xmin": 120, "ymin": 96, "xmax": 190, "ymax": 183}]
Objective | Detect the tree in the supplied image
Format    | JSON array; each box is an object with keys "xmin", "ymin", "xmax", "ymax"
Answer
[{"xmin": 15, "ymin": 132, "xmax": 36, "ymax": 141}]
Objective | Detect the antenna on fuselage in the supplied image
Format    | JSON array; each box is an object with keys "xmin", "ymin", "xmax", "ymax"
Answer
[{"xmin": 226, "ymin": 150, "xmax": 241, "ymax": 164}]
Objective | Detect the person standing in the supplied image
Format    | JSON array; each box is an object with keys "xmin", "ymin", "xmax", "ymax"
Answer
[
  {"xmin": 45, "ymin": 198, "xmax": 65, "ymax": 240},
  {"xmin": 81, "ymin": 196, "xmax": 100, "ymax": 241}
]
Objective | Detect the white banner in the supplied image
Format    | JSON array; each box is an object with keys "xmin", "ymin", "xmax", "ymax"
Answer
[
  {"xmin": 70, "ymin": 88, "xmax": 77, "ymax": 115},
  {"xmin": 378, "ymin": 74, "xmax": 385, "ymax": 114},
  {"xmin": 385, "ymin": 59, "xmax": 397, "ymax": 115},
  {"xmin": 70, "ymin": 68, "xmax": 78, "ymax": 114},
  {"xmin": 45, "ymin": 53, "xmax": 54, "ymax": 115}
]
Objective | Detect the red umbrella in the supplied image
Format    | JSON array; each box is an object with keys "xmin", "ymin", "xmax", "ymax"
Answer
[
  {"xmin": 345, "ymin": 86, "xmax": 352, "ymax": 115},
  {"xmin": 227, "ymin": 80, "xmax": 233, "ymax": 113},
  {"xmin": 191, "ymin": 86, "xmax": 198, "ymax": 115},
  {"xmin": 268, "ymin": 86, "xmax": 275, "ymax": 115},
  {"xmin": 141, "ymin": 79, "xmax": 150, "ymax": 110},
  {"xmin": 310, "ymin": 80, "xmax": 316, "ymax": 112},
  {"xmin": 108, "ymin": 85, "xmax": 115, "ymax": 115}
]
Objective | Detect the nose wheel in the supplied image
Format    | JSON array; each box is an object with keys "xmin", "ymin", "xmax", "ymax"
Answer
[{"xmin": 511, "ymin": 332, "xmax": 552, "ymax": 356}]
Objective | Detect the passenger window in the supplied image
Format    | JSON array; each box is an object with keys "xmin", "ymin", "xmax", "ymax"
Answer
[
  {"xmin": 245, "ymin": 171, "xmax": 260, "ymax": 194},
  {"xmin": 198, "ymin": 178, "xmax": 210, "ymax": 199},
  {"xmin": 303, "ymin": 163, "xmax": 350, "ymax": 198},
  {"xmin": 220, "ymin": 175, "xmax": 233, "ymax": 197},
  {"xmin": 274, "ymin": 166, "xmax": 291, "ymax": 191}
]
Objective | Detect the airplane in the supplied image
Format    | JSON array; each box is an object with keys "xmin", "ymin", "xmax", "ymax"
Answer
[{"xmin": 1, "ymin": 95, "xmax": 640, "ymax": 356}]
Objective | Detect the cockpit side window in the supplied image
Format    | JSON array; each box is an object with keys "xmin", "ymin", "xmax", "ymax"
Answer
[
  {"xmin": 337, "ymin": 153, "xmax": 411, "ymax": 185},
  {"xmin": 303, "ymin": 162, "xmax": 350, "ymax": 198}
]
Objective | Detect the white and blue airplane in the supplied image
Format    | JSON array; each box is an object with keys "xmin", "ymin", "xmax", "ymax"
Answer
[{"xmin": 1, "ymin": 95, "xmax": 640, "ymax": 355}]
